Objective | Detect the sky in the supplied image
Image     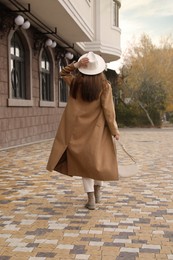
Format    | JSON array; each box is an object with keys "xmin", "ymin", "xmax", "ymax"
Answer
[{"xmin": 107, "ymin": 0, "xmax": 173, "ymax": 71}]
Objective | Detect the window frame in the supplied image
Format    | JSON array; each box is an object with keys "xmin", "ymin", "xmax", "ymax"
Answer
[
  {"xmin": 8, "ymin": 29, "xmax": 33, "ymax": 107},
  {"xmin": 112, "ymin": 0, "xmax": 120, "ymax": 28},
  {"xmin": 39, "ymin": 47, "xmax": 56, "ymax": 107}
]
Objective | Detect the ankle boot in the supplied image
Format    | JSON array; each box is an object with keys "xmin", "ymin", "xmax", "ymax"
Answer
[
  {"xmin": 94, "ymin": 185, "xmax": 101, "ymax": 203},
  {"xmin": 85, "ymin": 192, "xmax": 95, "ymax": 210}
]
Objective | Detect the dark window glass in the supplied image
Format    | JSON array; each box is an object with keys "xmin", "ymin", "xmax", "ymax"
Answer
[
  {"xmin": 59, "ymin": 60, "xmax": 68, "ymax": 103},
  {"xmin": 59, "ymin": 78, "xmax": 68, "ymax": 102},
  {"xmin": 41, "ymin": 49, "xmax": 52, "ymax": 101},
  {"xmin": 11, "ymin": 32, "xmax": 26, "ymax": 99}
]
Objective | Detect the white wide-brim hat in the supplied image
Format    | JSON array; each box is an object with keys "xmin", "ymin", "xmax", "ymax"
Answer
[{"xmin": 78, "ymin": 51, "xmax": 106, "ymax": 75}]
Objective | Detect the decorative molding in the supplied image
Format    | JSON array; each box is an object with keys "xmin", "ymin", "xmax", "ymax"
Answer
[
  {"xmin": 76, "ymin": 41, "xmax": 121, "ymax": 62},
  {"xmin": 8, "ymin": 99, "xmax": 33, "ymax": 107},
  {"xmin": 58, "ymin": 101, "xmax": 67, "ymax": 108},
  {"xmin": 39, "ymin": 101, "xmax": 56, "ymax": 107}
]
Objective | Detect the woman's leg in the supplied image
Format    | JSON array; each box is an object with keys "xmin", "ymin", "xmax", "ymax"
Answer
[
  {"xmin": 94, "ymin": 180, "xmax": 103, "ymax": 187},
  {"xmin": 82, "ymin": 178, "xmax": 94, "ymax": 193},
  {"xmin": 94, "ymin": 180, "xmax": 103, "ymax": 203},
  {"xmin": 82, "ymin": 178, "xmax": 95, "ymax": 210}
]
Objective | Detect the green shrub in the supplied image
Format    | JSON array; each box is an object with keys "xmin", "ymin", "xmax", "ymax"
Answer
[{"xmin": 116, "ymin": 101, "xmax": 162, "ymax": 127}]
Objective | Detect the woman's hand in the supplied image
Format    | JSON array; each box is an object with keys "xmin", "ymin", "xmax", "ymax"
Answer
[
  {"xmin": 74, "ymin": 57, "xmax": 89, "ymax": 68},
  {"xmin": 114, "ymin": 133, "xmax": 120, "ymax": 140},
  {"xmin": 79, "ymin": 57, "xmax": 89, "ymax": 68}
]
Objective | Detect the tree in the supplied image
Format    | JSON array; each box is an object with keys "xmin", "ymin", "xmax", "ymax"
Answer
[
  {"xmin": 136, "ymin": 79, "xmax": 167, "ymax": 126},
  {"xmin": 118, "ymin": 34, "xmax": 173, "ymax": 127}
]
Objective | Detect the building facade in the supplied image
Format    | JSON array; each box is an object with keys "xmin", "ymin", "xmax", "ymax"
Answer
[{"xmin": 0, "ymin": 0, "xmax": 121, "ymax": 149}]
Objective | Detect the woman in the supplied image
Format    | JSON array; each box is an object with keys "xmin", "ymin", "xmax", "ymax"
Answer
[{"xmin": 47, "ymin": 52, "xmax": 120, "ymax": 210}]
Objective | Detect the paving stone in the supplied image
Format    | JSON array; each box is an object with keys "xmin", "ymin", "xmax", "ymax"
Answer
[{"xmin": 0, "ymin": 128, "xmax": 173, "ymax": 259}]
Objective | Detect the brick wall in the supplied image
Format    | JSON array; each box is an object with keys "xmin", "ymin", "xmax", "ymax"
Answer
[{"xmin": 0, "ymin": 27, "xmax": 64, "ymax": 150}]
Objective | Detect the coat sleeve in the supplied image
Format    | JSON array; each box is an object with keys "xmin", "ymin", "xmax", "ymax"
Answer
[
  {"xmin": 60, "ymin": 63, "xmax": 76, "ymax": 86},
  {"xmin": 101, "ymin": 82, "xmax": 119, "ymax": 136}
]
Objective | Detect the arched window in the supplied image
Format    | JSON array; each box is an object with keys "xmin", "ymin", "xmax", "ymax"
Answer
[
  {"xmin": 8, "ymin": 30, "xmax": 33, "ymax": 107},
  {"xmin": 11, "ymin": 32, "xmax": 26, "ymax": 99},
  {"xmin": 40, "ymin": 48, "xmax": 55, "ymax": 103}
]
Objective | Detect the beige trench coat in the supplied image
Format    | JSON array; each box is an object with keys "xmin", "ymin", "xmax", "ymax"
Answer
[{"xmin": 46, "ymin": 63, "xmax": 120, "ymax": 181}]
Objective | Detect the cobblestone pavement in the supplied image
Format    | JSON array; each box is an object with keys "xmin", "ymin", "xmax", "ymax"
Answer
[{"xmin": 0, "ymin": 128, "xmax": 173, "ymax": 260}]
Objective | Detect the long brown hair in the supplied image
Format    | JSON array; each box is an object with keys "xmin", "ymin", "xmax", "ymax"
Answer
[{"xmin": 70, "ymin": 72, "xmax": 107, "ymax": 102}]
